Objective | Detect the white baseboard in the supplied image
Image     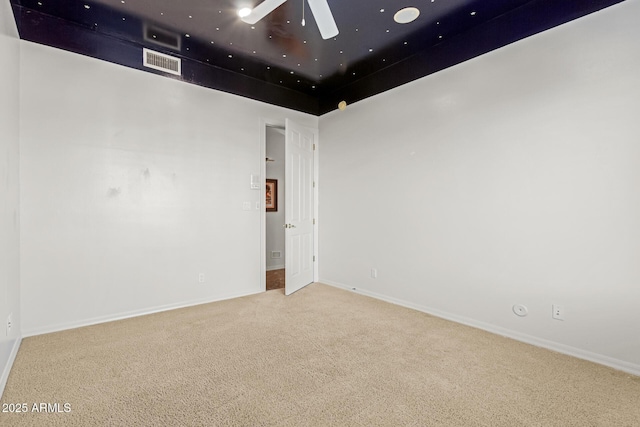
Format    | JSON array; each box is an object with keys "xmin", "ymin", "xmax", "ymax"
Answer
[
  {"xmin": 266, "ymin": 265, "xmax": 285, "ymax": 271},
  {"xmin": 22, "ymin": 290, "xmax": 262, "ymax": 338},
  {"xmin": 320, "ymin": 279, "xmax": 640, "ymax": 377},
  {"xmin": 1, "ymin": 336, "xmax": 22, "ymax": 399}
]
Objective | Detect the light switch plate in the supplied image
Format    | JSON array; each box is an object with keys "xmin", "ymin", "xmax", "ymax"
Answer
[{"xmin": 250, "ymin": 174, "xmax": 260, "ymax": 189}]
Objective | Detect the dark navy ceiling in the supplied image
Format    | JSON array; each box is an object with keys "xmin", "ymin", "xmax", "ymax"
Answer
[{"xmin": 11, "ymin": 0, "xmax": 623, "ymax": 115}]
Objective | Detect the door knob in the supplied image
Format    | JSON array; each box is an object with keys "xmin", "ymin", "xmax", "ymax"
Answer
[{"xmin": 282, "ymin": 224, "xmax": 297, "ymax": 228}]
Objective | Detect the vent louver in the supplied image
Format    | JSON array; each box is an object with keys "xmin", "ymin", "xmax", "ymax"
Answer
[{"xmin": 143, "ymin": 48, "xmax": 181, "ymax": 76}]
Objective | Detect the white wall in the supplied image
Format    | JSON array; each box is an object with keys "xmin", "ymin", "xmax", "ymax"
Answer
[
  {"xmin": 319, "ymin": 0, "xmax": 640, "ymax": 375},
  {"xmin": 0, "ymin": 0, "xmax": 21, "ymax": 395},
  {"xmin": 19, "ymin": 41, "xmax": 317, "ymax": 335},
  {"xmin": 266, "ymin": 128, "xmax": 285, "ymax": 270}
]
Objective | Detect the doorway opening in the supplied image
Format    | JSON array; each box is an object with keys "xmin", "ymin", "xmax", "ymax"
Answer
[
  {"xmin": 265, "ymin": 125, "xmax": 286, "ymax": 291},
  {"xmin": 261, "ymin": 119, "xmax": 317, "ymax": 295}
]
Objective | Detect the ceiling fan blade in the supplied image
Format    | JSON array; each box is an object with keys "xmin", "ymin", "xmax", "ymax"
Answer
[
  {"xmin": 307, "ymin": 0, "xmax": 339, "ymax": 39},
  {"xmin": 241, "ymin": 0, "xmax": 288, "ymax": 24}
]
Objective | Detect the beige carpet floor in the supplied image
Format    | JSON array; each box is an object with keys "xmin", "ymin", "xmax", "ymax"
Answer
[{"xmin": 1, "ymin": 283, "xmax": 639, "ymax": 426}]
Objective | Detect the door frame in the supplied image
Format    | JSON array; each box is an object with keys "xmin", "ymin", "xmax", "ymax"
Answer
[{"xmin": 260, "ymin": 118, "xmax": 319, "ymax": 291}]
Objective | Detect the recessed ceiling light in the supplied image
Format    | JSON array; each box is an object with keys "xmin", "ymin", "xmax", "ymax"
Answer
[
  {"xmin": 394, "ymin": 7, "xmax": 420, "ymax": 24},
  {"xmin": 238, "ymin": 7, "xmax": 251, "ymax": 18},
  {"xmin": 84, "ymin": 4, "xmax": 90, "ymax": 9},
  {"xmin": 380, "ymin": 9, "xmax": 384, "ymax": 13},
  {"xmin": 228, "ymin": 55, "xmax": 233, "ymax": 58},
  {"xmin": 470, "ymin": 11, "xmax": 476, "ymax": 16}
]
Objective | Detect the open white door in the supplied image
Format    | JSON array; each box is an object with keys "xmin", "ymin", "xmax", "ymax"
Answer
[{"xmin": 284, "ymin": 119, "xmax": 315, "ymax": 295}]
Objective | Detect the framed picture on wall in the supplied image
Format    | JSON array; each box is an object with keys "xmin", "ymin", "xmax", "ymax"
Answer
[{"xmin": 266, "ymin": 179, "xmax": 277, "ymax": 212}]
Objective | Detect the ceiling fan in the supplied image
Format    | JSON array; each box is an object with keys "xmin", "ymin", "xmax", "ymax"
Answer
[{"xmin": 240, "ymin": 0, "xmax": 339, "ymax": 39}]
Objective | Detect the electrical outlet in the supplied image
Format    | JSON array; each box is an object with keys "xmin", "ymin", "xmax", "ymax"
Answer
[
  {"xmin": 6, "ymin": 314, "xmax": 13, "ymax": 336},
  {"xmin": 552, "ymin": 304, "xmax": 564, "ymax": 321},
  {"xmin": 198, "ymin": 273, "xmax": 205, "ymax": 283}
]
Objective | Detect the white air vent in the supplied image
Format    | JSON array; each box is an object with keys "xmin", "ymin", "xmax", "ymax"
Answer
[
  {"xmin": 271, "ymin": 251, "xmax": 282, "ymax": 259},
  {"xmin": 143, "ymin": 48, "xmax": 181, "ymax": 76}
]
